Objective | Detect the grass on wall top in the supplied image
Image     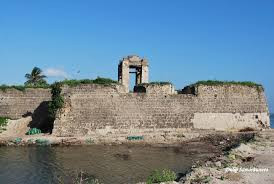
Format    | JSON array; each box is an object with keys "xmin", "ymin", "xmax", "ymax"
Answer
[
  {"xmin": 60, "ymin": 77, "xmax": 118, "ymax": 87},
  {"xmin": 191, "ymin": 80, "xmax": 263, "ymax": 90},
  {"xmin": 0, "ymin": 84, "xmax": 50, "ymax": 92},
  {"xmin": 0, "ymin": 77, "xmax": 118, "ymax": 92}
]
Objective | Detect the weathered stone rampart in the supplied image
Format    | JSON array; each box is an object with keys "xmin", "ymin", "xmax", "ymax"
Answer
[
  {"xmin": 0, "ymin": 84, "xmax": 270, "ymax": 138},
  {"xmin": 0, "ymin": 88, "xmax": 51, "ymax": 119},
  {"xmin": 52, "ymin": 84, "xmax": 270, "ymax": 137}
]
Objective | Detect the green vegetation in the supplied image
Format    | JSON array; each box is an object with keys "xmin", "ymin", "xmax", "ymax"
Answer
[
  {"xmin": 24, "ymin": 67, "xmax": 48, "ymax": 86},
  {"xmin": 146, "ymin": 169, "xmax": 176, "ymax": 184},
  {"xmin": 13, "ymin": 137, "xmax": 22, "ymax": 144},
  {"xmin": 26, "ymin": 128, "xmax": 42, "ymax": 135},
  {"xmin": 191, "ymin": 80, "xmax": 263, "ymax": 89},
  {"xmin": 0, "ymin": 84, "xmax": 50, "ymax": 92},
  {"xmin": 0, "ymin": 117, "xmax": 9, "ymax": 126},
  {"xmin": 47, "ymin": 77, "xmax": 117, "ymax": 123},
  {"xmin": 85, "ymin": 138, "xmax": 95, "ymax": 144},
  {"xmin": 127, "ymin": 136, "xmax": 144, "ymax": 141},
  {"xmin": 0, "ymin": 117, "xmax": 9, "ymax": 133},
  {"xmin": 48, "ymin": 82, "xmax": 64, "ymax": 121},
  {"xmin": 0, "ymin": 77, "xmax": 116, "ymax": 92},
  {"xmin": 60, "ymin": 77, "xmax": 118, "ymax": 87},
  {"xmin": 0, "ymin": 67, "xmax": 50, "ymax": 92}
]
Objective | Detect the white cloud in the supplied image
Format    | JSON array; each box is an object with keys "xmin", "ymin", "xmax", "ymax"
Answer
[{"xmin": 44, "ymin": 68, "xmax": 68, "ymax": 78}]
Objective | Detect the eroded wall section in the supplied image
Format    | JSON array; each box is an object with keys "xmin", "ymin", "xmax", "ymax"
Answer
[
  {"xmin": 0, "ymin": 88, "xmax": 51, "ymax": 119},
  {"xmin": 52, "ymin": 84, "xmax": 270, "ymax": 137}
]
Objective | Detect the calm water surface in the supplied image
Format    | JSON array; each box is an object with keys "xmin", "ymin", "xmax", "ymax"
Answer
[
  {"xmin": 0, "ymin": 144, "xmax": 213, "ymax": 184},
  {"xmin": 0, "ymin": 115, "xmax": 273, "ymax": 184}
]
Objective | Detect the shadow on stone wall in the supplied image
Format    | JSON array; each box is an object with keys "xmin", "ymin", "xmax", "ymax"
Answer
[
  {"xmin": 179, "ymin": 86, "xmax": 196, "ymax": 95},
  {"xmin": 26, "ymin": 101, "xmax": 53, "ymax": 134},
  {"xmin": 133, "ymin": 86, "xmax": 146, "ymax": 93}
]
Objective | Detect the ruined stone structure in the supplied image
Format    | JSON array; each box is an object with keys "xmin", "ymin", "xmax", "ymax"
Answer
[
  {"xmin": 118, "ymin": 55, "xmax": 149, "ymax": 92},
  {"xmin": 0, "ymin": 89, "xmax": 51, "ymax": 119},
  {"xmin": 50, "ymin": 83, "xmax": 269, "ymax": 137},
  {"xmin": 0, "ymin": 55, "xmax": 271, "ymax": 139}
]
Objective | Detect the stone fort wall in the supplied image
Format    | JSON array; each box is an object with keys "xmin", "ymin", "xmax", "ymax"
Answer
[
  {"xmin": 0, "ymin": 84, "xmax": 270, "ymax": 137},
  {"xmin": 0, "ymin": 88, "xmax": 51, "ymax": 119},
  {"xmin": 51, "ymin": 84, "xmax": 270, "ymax": 137}
]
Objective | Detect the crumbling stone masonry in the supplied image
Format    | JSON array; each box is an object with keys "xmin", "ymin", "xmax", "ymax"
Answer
[
  {"xmin": 118, "ymin": 55, "xmax": 149, "ymax": 92},
  {"xmin": 51, "ymin": 83, "xmax": 270, "ymax": 137},
  {"xmin": 0, "ymin": 89, "xmax": 51, "ymax": 119},
  {"xmin": 0, "ymin": 55, "xmax": 271, "ymax": 139}
]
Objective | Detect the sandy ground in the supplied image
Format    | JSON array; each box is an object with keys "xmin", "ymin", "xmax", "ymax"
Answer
[
  {"xmin": 0, "ymin": 117, "xmax": 31, "ymax": 138},
  {"xmin": 0, "ymin": 117, "xmax": 237, "ymax": 146},
  {"xmin": 240, "ymin": 130, "xmax": 274, "ymax": 184},
  {"xmin": 180, "ymin": 129, "xmax": 274, "ymax": 184}
]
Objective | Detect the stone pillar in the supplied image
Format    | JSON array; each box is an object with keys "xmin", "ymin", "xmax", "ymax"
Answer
[
  {"xmin": 141, "ymin": 60, "xmax": 149, "ymax": 84},
  {"xmin": 136, "ymin": 68, "xmax": 142, "ymax": 85},
  {"xmin": 121, "ymin": 60, "xmax": 130, "ymax": 92}
]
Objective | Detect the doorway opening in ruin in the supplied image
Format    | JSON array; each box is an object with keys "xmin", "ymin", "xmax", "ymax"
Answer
[
  {"xmin": 118, "ymin": 55, "xmax": 149, "ymax": 92},
  {"xmin": 129, "ymin": 68, "xmax": 137, "ymax": 92},
  {"xmin": 129, "ymin": 67, "xmax": 141, "ymax": 92}
]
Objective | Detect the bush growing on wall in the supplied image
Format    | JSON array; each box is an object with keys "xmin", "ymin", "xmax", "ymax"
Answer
[
  {"xmin": 47, "ymin": 77, "xmax": 117, "ymax": 123},
  {"xmin": 48, "ymin": 82, "xmax": 64, "ymax": 121}
]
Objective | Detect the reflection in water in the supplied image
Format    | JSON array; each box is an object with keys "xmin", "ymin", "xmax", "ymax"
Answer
[
  {"xmin": 0, "ymin": 145, "xmax": 213, "ymax": 184},
  {"xmin": 0, "ymin": 147, "xmax": 63, "ymax": 184}
]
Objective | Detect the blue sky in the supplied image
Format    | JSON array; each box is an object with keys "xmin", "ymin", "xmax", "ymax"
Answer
[{"xmin": 0, "ymin": 0, "xmax": 273, "ymax": 112}]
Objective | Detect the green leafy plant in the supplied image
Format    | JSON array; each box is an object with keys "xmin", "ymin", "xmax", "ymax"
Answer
[
  {"xmin": 24, "ymin": 67, "xmax": 48, "ymax": 86},
  {"xmin": 85, "ymin": 138, "xmax": 95, "ymax": 144},
  {"xmin": 0, "ymin": 117, "xmax": 9, "ymax": 133},
  {"xmin": 13, "ymin": 137, "xmax": 22, "ymax": 144},
  {"xmin": 48, "ymin": 82, "xmax": 64, "ymax": 121},
  {"xmin": 147, "ymin": 169, "xmax": 176, "ymax": 184},
  {"xmin": 0, "ymin": 117, "xmax": 9, "ymax": 127},
  {"xmin": 26, "ymin": 128, "xmax": 42, "ymax": 135}
]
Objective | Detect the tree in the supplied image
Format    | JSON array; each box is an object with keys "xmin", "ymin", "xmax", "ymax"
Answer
[{"xmin": 25, "ymin": 67, "xmax": 48, "ymax": 86}]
